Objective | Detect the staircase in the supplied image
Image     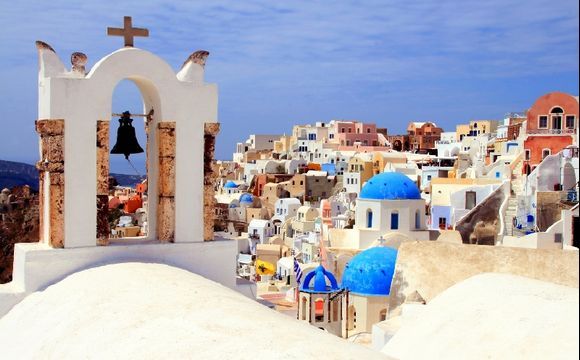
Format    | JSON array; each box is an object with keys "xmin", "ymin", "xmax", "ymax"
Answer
[
  {"xmin": 504, "ymin": 196, "xmax": 518, "ymax": 236},
  {"xmin": 504, "ymin": 153, "xmax": 525, "ymax": 237}
]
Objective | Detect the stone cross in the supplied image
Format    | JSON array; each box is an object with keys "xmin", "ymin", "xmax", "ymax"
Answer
[{"xmin": 107, "ymin": 16, "xmax": 149, "ymax": 47}]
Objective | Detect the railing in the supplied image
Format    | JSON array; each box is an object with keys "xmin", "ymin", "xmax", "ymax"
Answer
[{"xmin": 528, "ymin": 128, "xmax": 575, "ymax": 135}]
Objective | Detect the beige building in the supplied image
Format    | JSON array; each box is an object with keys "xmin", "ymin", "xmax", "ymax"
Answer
[
  {"xmin": 457, "ymin": 120, "xmax": 499, "ymax": 140},
  {"xmin": 283, "ymin": 172, "xmax": 336, "ymax": 202}
]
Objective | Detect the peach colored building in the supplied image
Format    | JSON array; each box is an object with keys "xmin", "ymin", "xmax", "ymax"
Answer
[
  {"xmin": 523, "ymin": 92, "xmax": 578, "ymax": 172},
  {"xmin": 407, "ymin": 122, "xmax": 443, "ymax": 151}
]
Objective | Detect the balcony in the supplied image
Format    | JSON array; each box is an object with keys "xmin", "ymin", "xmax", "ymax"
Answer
[{"xmin": 528, "ymin": 128, "xmax": 576, "ymax": 135}]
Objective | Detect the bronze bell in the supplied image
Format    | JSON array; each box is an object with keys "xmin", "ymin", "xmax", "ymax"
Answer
[{"xmin": 111, "ymin": 111, "xmax": 144, "ymax": 160}]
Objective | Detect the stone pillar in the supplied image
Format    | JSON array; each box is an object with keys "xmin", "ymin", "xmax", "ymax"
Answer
[
  {"xmin": 157, "ymin": 122, "xmax": 176, "ymax": 242},
  {"xmin": 96, "ymin": 120, "xmax": 109, "ymax": 246},
  {"xmin": 204, "ymin": 123, "xmax": 220, "ymax": 241},
  {"xmin": 35, "ymin": 119, "xmax": 65, "ymax": 248}
]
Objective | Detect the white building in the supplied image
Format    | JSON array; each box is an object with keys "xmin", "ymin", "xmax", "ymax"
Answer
[
  {"xmin": 435, "ymin": 132, "xmax": 460, "ymax": 157},
  {"xmin": 248, "ymin": 219, "xmax": 273, "ymax": 254}
]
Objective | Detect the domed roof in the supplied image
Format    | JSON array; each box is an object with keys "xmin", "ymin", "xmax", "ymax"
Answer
[
  {"xmin": 239, "ymin": 193, "xmax": 254, "ymax": 203},
  {"xmin": 300, "ymin": 265, "xmax": 341, "ymax": 293},
  {"xmin": 341, "ymin": 246, "xmax": 398, "ymax": 296},
  {"xmin": 224, "ymin": 181, "xmax": 239, "ymax": 189},
  {"xmin": 359, "ymin": 172, "xmax": 420, "ymax": 200}
]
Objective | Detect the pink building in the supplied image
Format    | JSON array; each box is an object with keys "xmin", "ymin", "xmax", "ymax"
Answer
[{"xmin": 333, "ymin": 121, "xmax": 388, "ymax": 147}]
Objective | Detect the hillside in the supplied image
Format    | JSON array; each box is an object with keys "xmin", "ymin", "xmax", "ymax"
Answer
[{"xmin": 0, "ymin": 160, "xmax": 143, "ymax": 190}]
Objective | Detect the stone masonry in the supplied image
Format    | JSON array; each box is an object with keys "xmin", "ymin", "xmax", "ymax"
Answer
[
  {"xmin": 204, "ymin": 123, "xmax": 220, "ymax": 241},
  {"xmin": 96, "ymin": 120, "xmax": 109, "ymax": 246},
  {"xmin": 157, "ymin": 122, "xmax": 176, "ymax": 242},
  {"xmin": 35, "ymin": 119, "xmax": 65, "ymax": 248}
]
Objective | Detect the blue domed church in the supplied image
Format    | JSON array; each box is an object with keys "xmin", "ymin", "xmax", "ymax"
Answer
[
  {"xmin": 297, "ymin": 244, "xmax": 399, "ymax": 339},
  {"xmin": 354, "ymin": 172, "xmax": 430, "ymax": 248},
  {"xmin": 297, "ymin": 265, "xmax": 344, "ymax": 336},
  {"xmin": 340, "ymin": 245, "xmax": 398, "ymax": 338}
]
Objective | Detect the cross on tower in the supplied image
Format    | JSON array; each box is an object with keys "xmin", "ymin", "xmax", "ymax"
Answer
[{"xmin": 107, "ymin": 16, "xmax": 149, "ymax": 47}]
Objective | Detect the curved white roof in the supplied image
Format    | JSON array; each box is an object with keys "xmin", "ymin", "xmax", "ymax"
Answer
[
  {"xmin": 382, "ymin": 273, "xmax": 579, "ymax": 359},
  {"xmin": 0, "ymin": 263, "xmax": 385, "ymax": 359}
]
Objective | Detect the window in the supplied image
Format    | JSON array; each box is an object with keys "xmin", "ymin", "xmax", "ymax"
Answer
[
  {"xmin": 391, "ymin": 211, "xmax": 399, "ymax": 230},
  {"xmin": 367, "ymin": 209, "xmax": 373, "ymax": 228},
  {"xmin": 542, "ymin": 148, "xmax": 551, "ymax": 159},
  {"xmin": 525, "ymin": 149, "xmax": 531, "ymax": 161},
  {"xmin": 348, "ymin": 128, "xmax": 352, "ymax": 133},
  {"xmin": 367, "ymin": 128, "xmax": 371, "ymax": 133},
  {"xmin": 379, "ymin": 309, "xmax": 387, "ymax": 322},
  {"xmin": 566, "ymin": 115, "xmax": 576, "ymax": 129},
  {"xmin": 538, "ymin": 116, "xmax": 548, "ymax": 129},
  {"xmin": 438, "ymin": 217, "xmax": 447, "ymax": 230},
  {"xmin": 415, "ymin": 210, "xmax": 421, "ymax": 229},
  {"xmin": 465, "ymin": 191, "xmax": 476, "ymax": 210},
  {"xmin": 551, "ymin": 107, "xmax": 564, "ymax": 114},
  {"xmin": 341, "ymin": 128, "xmax": 345, "ymax": 133},
  {"xmin": 427, "ymin": 175, "xmax": 432, "ymax": 181},
  {"xmin": 552, "ymin": 115, "xmax": 562, "ymax": 130}
]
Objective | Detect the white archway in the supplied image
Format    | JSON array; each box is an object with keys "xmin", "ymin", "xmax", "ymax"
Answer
[{"xmin": 38, "ymin": 47, "xmax": 216, "ymax": 247}]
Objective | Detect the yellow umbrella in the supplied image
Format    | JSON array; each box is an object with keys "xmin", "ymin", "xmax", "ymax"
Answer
[{"xmin": 255, "ymin": 259, "xmax": 276, "ymax": 275}]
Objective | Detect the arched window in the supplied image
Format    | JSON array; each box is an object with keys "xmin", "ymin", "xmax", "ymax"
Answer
[
  {"xmin": 367, "ymin": 209, "xmax": 373, "ymax": 228},
  {"xmin": 550, "ymin": 107, "xmax": 564, "ymax": 114},
  {"xmin": 379, "ymin": 309, "xmax": 387, "ymax": 322},
  {"xmin": 391, "ymin": 211, "xmax": 399, "ymax": 230}
]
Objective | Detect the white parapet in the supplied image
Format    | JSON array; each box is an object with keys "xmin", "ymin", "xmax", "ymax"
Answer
[{"xmin": 0, "ymin": 237, "xmax": 237, "ymax": 317}]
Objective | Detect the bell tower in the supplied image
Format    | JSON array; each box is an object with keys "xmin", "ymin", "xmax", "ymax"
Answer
[
  {"xmin": 0, "ymin": 17, "xmax": 241, "ymax": 318},
  {"xmin": 35, "ymin": 17, "xmax": 218, "ymax": 247}
]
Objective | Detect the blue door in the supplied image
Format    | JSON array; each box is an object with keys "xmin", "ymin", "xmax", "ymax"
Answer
[{"xmin": 391, "ymin": 212, "xmax": 399, "ymax": 230}]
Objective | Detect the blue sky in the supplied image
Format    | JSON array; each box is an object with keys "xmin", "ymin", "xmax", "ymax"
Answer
[{"xmin": 0, "ymin": 0, "xmax": 578, "ymax": 173}]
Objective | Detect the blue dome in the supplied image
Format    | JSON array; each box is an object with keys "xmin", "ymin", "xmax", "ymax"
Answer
[
  {"xmin": 239, "ymin": 193, "xmax": 254, "ymax": 203},
  {"xmin": 341, "ymin": 246, "xmax": 398, "ymax": 296},
  {"xmin": 359, "ymin": 172, "xmax": 420, "ymax": 200},
  {"xmin": 224, "ymin": 181, "xmax": 239, "ymax": 189},
  {"xmin": 300, "ymin": 265, "xmax": 341, "ymax": 293}
]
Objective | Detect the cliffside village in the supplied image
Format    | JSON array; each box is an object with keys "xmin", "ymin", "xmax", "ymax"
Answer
[
  {"xmin": 0, "ymin": 18, "xmax": 578, "ymax": 358},
  {"xmin": 206, "ymin": 91, "xmax": 578, "ymax": 337}
]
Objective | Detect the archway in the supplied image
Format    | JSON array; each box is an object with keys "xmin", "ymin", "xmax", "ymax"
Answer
[
  {"xmin": 393, "ymin": 140, "xmax": 402, "ymax": 152},
  {"xmin": 104, "ymin": 80, "xmax": 152, "ymax": 242}
]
